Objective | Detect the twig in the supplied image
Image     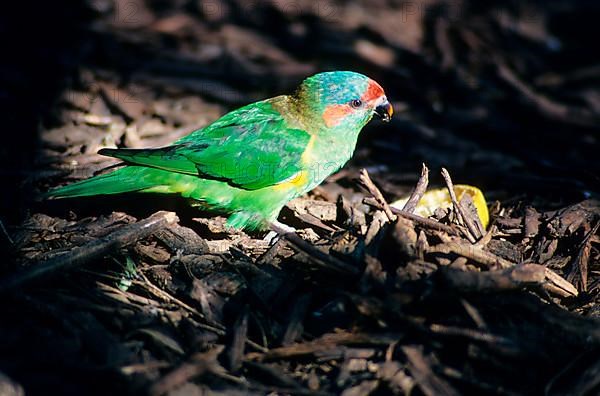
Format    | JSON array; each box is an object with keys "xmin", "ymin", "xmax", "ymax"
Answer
[
  {"xmin": 0, "ymin": 218, "xmax": 14, "ymax": 246},
  {"xmin": 437, "ymin": 263, "xmax": 544, "ymax": 291},
  {"xmin": 475, "ymin": 224, "xmax": 497, "ymax": 248},
  {"xmin": 137, "ymin": 271, "xmax": 227, "ymax": 334},
  {"xmin": 440, "ymin": 168, "xmax": 481, "ymax": 241},
  {"xmin": 253, "ymin": 331, "xmax": 400, "ymax": 361},
  {"xmin": 435, "ymin": 259, "xmax": 578, "ymax": 297},
  {"xmin": 269, "ymin": 222, "xmax": 359, "ymax": 276},
  {"xmin": 566, "ymin": 219, "xmax": 600, "ymax": 292},
  {"xmin": 428, "ymin": 241, "xmax": 514, "ymax": 269},
  {"xmin": 402, "ymin": 345, "xmax": 461, "ymax": 396},
  {"xmin": 282, "ymin": 293, "xmax": 312, "ymax": 345},
  {"xmin": 544, "ymin": 268, "xmax": 579, "ymax": 297},
  {"xmin": 428, "ymin": 324, "xmax": 514, "ymax": 348},
  {"xmin": 402, "ymin": 163, "xmax": 430, "ymax": 213},
  {"xmin": 393, "ymin": 208, "xmax": 459, "ymax": 235},
  {"xmin": 228, "ymin": 306, "xmax": 249, "ymax": 372},
  {"xmin": 359, "ymin": 168, "xmax": 396, "ymax": 222},
  {"xmin": 460, "ymin": 299, "xmax": 488, "ymax": 330},
  {"xmin": 149, "ymin": 347, "xmax": 229, "ymax": 396},
  {"xmin": 364, "ymin": 198, "xmax": 458, "ymax": 236},
  {"xmin": 0, "ymin": 211, "xmax": 178, "ymax": 293},
  {"xmin": 243, "ymin": 361, "xmax": 306, "ymax": 391}
]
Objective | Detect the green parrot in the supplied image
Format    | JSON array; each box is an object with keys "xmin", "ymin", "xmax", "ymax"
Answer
[{"xmin": 46, "ymin": 71, "xmax": 393, "ymax": 231}]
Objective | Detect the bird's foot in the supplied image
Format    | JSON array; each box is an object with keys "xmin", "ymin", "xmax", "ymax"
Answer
[
  {"xmin": 264, "ymin": 221, "xmax": 297, "ymax": 244},
  {"xmin": 270, "ymin": 220, "xmax": 297, "ymax": 234},
  {"xmin": 263, "ymin": 231, "xmax": 280, "ymax": 244}
]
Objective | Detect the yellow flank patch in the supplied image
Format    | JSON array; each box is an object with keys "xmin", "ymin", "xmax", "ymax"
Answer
[
  {"xmin": 272, "ymin": 134, "xmax": 316, "ymax": 192},
  {"xmin": 144, "ymin": 185, "xmax": 173, "ymax": 194},
  {"xmin": 301, "ymin": 135, "xmax": 316, "ymax": 165},
  {"xmin": 274, "ymin": 170, "xmax": 310, "ymax": 191}
]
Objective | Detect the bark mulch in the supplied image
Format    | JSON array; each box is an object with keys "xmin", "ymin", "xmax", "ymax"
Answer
[{"xmin": 1, "ymin": 1, "xmax": 599, "ymax": 395}]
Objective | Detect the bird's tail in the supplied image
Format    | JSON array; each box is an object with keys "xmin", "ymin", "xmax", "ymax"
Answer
[{"xmin": 44, "ymin": 166, "xmax": 161, "ymax": 199}]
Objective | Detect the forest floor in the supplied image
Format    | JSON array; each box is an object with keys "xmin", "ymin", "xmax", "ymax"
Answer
[{"xmin": 1, "ymin": 1, "xmax": 600, "ymax": 395}]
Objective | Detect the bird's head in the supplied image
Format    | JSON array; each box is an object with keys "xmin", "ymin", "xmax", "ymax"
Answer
[{"xmin": 295, "ymin": 71, "xmax": 393, "ymax": 131}]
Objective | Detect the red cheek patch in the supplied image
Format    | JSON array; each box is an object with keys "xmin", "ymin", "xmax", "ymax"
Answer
[{"xmin": 322, "ymin": 104, "xmax": 353, "ymax": 128}]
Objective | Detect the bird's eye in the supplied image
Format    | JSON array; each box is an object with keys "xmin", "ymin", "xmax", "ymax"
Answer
[{"xmin": 350, "ymin": 99, "xmax": 363, "ymax": 108}]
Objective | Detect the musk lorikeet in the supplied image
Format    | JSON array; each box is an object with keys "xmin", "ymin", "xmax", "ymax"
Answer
[{"xmin": 46, "ymin": 71, "xmax": 393, "ymax": 231}]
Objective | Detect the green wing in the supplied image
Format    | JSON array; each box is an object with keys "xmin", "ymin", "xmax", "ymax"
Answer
[{"xmin": 99, "ymin": 101, "xmax": 311, "ymax": 190}]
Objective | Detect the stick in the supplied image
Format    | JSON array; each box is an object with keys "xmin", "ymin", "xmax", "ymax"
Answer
[
  {"xmin": 0, "ymin": 211, "xmax": 178, "ymax": 293},
  {"xmin": 364, "ymin": 198, "xmax": 459, "ymax": 236},
  {"xmin": 0, "ymin": 219, "xmax": 14, "ymax": 246},
  {"xmin": 440, "ymin": 168, "xmax": 481, "ymax": 241},
  {"xmin": 402, "ymin": 163, "xmax": 430, "ymax": 213},
  {"xmin": 402, "ymin": 345, "xmax": 461, "ymax": 396},
  {"xmin": 359, "ymin": 168, "xmax": 396, "ymax": 222},
  {"xmin": 427, "ymin": 241, "xmax": 514, "ymax": 269},
  {"xmin": 269, "ymin": 222, "xmax": 359, "ymax": 276},
  {"xmin": 436, "ymin": 263, "xmax": 545, "ymax": 292},
  {"xmin": 566, "ymin": 219, "xmax": 600, "ymax": 292}
]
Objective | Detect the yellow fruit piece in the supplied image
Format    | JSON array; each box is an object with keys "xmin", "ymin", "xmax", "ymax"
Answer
[{"xmin": 390, "ymin": 184, "xmax": 489, "ymax": 229}]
